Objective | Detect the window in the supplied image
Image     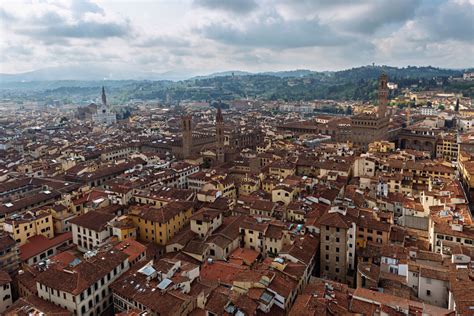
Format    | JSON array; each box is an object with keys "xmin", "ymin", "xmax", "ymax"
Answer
[{"xmin": 426, "ymin": 290, "xmax": 431, "ymax": 296}]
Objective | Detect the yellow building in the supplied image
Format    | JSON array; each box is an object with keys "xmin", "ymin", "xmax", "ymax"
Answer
[
  {"xmin": 238, "ymin": 177, "xmax": 260, "ymax": 196},
  {"xmin": 262, "ymin": 177, "xmax": 278, "ymax": 194},
  {"xmin": 269, "ymin": 161, "xmax": 296, "ymax": 179},
  {"xmin": 436, "ymin": 134, "xmax": 458, "ymax": 161},
  {"xmin": 3, "ymin": 209, "xmax": 54, "ymax": 245},
  {"xmin": 368, "ymin": 140, "xmax": 395, "ymax": 153},
  {"xmin": 355, "ymin": 211, "xmax": 391, "ymax": 248},
  {"xmin": 458, "ymin": 151, "xmax": 474, "ymax": 191},
  {"xmin": 272, "ymin": 185, "xmax": 297, "ymax": 205},
  {"xmin": 240, "ymin": 219, "xmax": 267, "ymax": 252},
  {"xmin": 202, "ymin": 179, "xmax": 237, "ymax": 201},
  {"xmin": 110, "ymin": 216, "xmax": 138, "ymax": 241},
  {"xmin": 49, "ymin": 204, "xmax": 76, "ymax": 234},
  {"xmin": 286, "ymin": 202, "xmax": 306, "ymax": 222},
  {"xmin": 128, "ymin": 201, "xmax": 194, "ymax": 246}
]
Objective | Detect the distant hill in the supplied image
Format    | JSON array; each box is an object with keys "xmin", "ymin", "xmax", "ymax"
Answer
[
  {"xmin": 1, "ymin": 65, "xmax": 472, "ymax": 104},
  {"xmin": 0, "ymin": 64, "xmax": 191, "ymax": 83},
  {"xmin": 1, "ymin": 64, "xmax": 468, "ymax": 83},
  {"xmin": 192, "ymin": 69, "xmax": 316, "ymax": 80}
]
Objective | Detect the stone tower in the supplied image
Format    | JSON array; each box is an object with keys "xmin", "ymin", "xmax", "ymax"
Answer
[
  {"xmin": 181, "ymin": 115, "xmax": 192, "ymax": 159},
  {"xmin": 101, "ymin": 86, "xmax": 107, "ymax": 106},
  {"xmin": 350, "ymin": 73, "xmax": 390, "ymax": 150},
  {"xmin": 378, "ymin": 73, "xmax": 388, "ymax": 118},
  {"xmin": 216, "ymin": 104, "xmax": 225, "ymax": 163}
]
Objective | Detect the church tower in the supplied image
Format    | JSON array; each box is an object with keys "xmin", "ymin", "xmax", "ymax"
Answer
[
  {"xmin": 101, "ymin": 86, "xmax": 107, "ymax": 106},
  {"xmin": 181, "ymin": 115, "xmax": 192, "ymax": 159},
  {"xmin": 92, "ymin": 86, "xmax": 116, "ymax": 125},
  {"xmin": 378, "ymin": 73, "xmax": 388, "ymax": 118},
  {"xmin": 216, "ymin": 104, "xmax": 225, "ymax": 163}
]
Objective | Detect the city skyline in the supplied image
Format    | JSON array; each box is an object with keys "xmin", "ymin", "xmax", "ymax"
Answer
[{"xmin": 1, "ymin": 0, "xmax": 473, "ymax": 77}]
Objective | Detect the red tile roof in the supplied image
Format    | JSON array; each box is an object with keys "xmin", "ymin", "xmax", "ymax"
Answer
[{"xmin": 20, "ymin": 232, "xmax": 72, "ymax": 261}]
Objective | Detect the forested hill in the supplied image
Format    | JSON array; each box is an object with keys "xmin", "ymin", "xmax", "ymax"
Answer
[{"xmin": 1, "ymin": 66, "xmax": 472, "ymax": 104}]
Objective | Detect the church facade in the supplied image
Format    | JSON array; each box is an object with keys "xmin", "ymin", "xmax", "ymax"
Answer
[{"xmin": 92, "ymin": 87, "xmax": 117, "ymax": 125}]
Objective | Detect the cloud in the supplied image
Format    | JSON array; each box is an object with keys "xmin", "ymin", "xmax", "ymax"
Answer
[
  {"xmin": 419, "ymin": 1, "xmax": 474, "ymax": 43},
  {"xmin": 21, "ymin": 20, "xmax": 131, "ymax": 40},
  {"xmin": 1, "ymin": 0, "xmax": 473, "ymax": 74},
  {"xmin": 193, "ymin": 0, "xmax": 258, "ymax": 14},
  {"xmin": 0, "ymin": 8, "xmax": 16, "ymax": 22},
  {"xmin": 337, "ymin": 0, "xmax": 422, "ymax": 34},
  {"xmin": 136, "ymin": 35, "xmax": 191, "ymax": 48},
  {"xmin": 13, "ymin": 1, "xmax": 131, "ymax": 41},
  {"xmin": 199, "ymin": 12, "xmax": 352, "ymax": 48},
  {"xmin": 70, "ymin": 0, "xmax": 104, "ymax": 16}
]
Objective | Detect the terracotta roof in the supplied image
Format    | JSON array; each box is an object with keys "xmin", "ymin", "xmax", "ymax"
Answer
[
  {"xmin": 5, "ymin": 295, "xmax": 72, "ymax": 316},
  {"xmin": 20, "ymin": 232, "xmax": 72, "ymax": 261},
  {"xmin": 69, "ymin": 210, "xmax": 116, "ymax": 232}
]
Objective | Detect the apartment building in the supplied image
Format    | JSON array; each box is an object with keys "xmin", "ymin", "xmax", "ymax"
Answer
[
  {"xmin": 0, "ymin": 271, "xmax": 12, "ymax": 313},
  {"xmin": 70, "ymin": 210, "xmax": 116, "ymax": 252},
  {"xmin": 3, "ymin": 209, "xmax": 54, "ymax": 245},
  {"xmin": 36, "ymin": 248, "xmax": 129, "ymax": 316},
  {"xmin": 319, "ymin": 206, "xmax": 357, "ymax": 285},
  {"xmin": 128, "ymin": 201, "xmax": 195, "ymax": 246},
  {"xmin": 0, "ymin": 234, "xmax": 20, "ymax": 275},
  {"xmin": 190, "ymin": 208, "xmax": 223, "ymax": 238}
]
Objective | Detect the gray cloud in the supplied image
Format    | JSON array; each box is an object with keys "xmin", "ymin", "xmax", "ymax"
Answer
[
  {"xmin": 340, "ymin": 0, "xmax": 422, "ymax": 34},
  {"xmin": 200, "ymin": 14, "xmax": 352, "ymax": 48},
  {"xmin": 420, "ymin": 1, "xmax": 474, "ymax": 43},
  {"xmin": 1, "ymin": 0, "xmax": 473, "ymax": 74},
  {"xmin": 136, "ymin": 35, "xmax": 190, "ymax": 48},
  {"xmin": 0, "ymin": 8, "xmax": 16, "ymax": 22},
  {"xmin": 70, "ymin": 0, "xmax": 104, "ymax": 16},
  {"xmin": 14, "ymin": 1, "xmax": 131, "ymax": 42},
  {"xmin": 194, "ymin": 0, "xmax": 258, "ymax": 14},
  {"xmin": 20, "ymin": 20, "xmax": 131, "ymax": 39}
]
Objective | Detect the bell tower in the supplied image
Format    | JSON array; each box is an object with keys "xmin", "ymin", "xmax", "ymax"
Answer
[
  {"xmin": 378, "ymin": 73, "xmax": 388, "ymax": 118},
  {"xmin": 101, "ymin": 86, "xmax": 107, "ymax": 106},
  {"xmin": 181, "ymin": 115, "xmax": 192, "ymax": 159},
  {"xmin": 216, "ymin": 104, "xmax": 225, "ymax": 163}
]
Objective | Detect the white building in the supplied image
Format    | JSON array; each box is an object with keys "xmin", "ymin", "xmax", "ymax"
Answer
[
  {"xmin": 92, "ymin": 87, "xmax": 117, "ymax": 125},
  {"xmin": 0, "ymin": 271, "xmax": 12, "ymax": 313},
  {"xmin": 70, "ymin": 210, "xmax": 116, "ymax": 252},
  {"xmin": 458, "ymin": 116, "xmax": 474, "ymax": 132},
  {"xmin": 420, "ymin": 107, "xmax": 438, "ymax": 116},
  {"xmin": 36, "ymin": 248, "xmax": 129, "ymax": 316}
]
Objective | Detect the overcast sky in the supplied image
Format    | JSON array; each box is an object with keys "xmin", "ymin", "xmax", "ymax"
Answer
[{"xmin": 1, "ymin": 0, "xmax": 473, "ymax": 75}]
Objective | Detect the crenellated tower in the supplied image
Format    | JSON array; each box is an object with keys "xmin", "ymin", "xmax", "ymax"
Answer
[
  {"xmin": 216, "ymin": 104, "xmax": 225, "ymax": 163},
  {"xmin": 377, "ymin": 73, "xmax": 388, "ymax": 118},
  {"xmin": 181, "ymin": 115, "xmax": 192, "ymax": 159}
]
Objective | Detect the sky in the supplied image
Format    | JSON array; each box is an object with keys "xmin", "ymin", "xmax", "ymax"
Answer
[{"xmin": 0, "ymin": 0, "xmax": 473, "ymax": 76}]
